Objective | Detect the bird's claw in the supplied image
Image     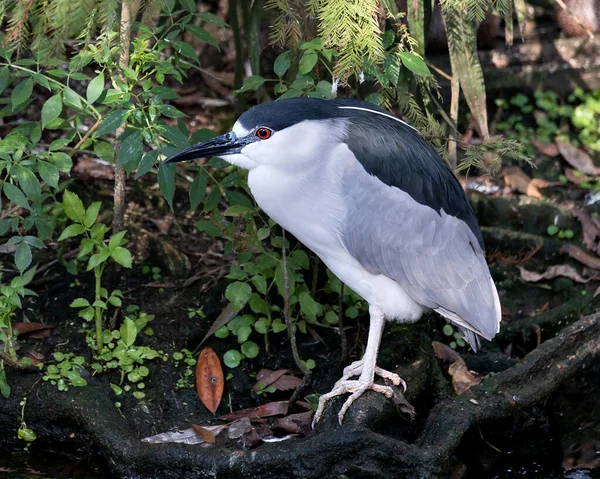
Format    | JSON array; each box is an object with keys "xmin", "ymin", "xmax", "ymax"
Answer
[{"xmin": 312, "ymin": 365, "xmax": 407, "ymax": 428}]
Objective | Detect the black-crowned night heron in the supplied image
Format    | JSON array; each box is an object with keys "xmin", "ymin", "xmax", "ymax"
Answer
[{"xmin": 166, "ymin": 97, "xmax": 501, "ymax": 425}]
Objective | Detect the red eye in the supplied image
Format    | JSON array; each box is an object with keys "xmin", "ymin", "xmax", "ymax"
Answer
[{"xmin": 256, "ymin": 128, "xmax": 272, "ymax": 139}]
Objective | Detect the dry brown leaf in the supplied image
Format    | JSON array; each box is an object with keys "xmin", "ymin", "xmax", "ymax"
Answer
[
  {"xmin": 564, "ymin": 167, "xmax": 593, "ymax": 185},
  {"xmin": 191, "ymin": 424, "xmax": 216, "ymax": 444},
  {"xmin": 273, "ymin": 411, "xmax": 314, "ymax": 435},
  {"xmin": 556, "ymin": 139, "xmax": 600, "ymax": 176},
  {"xmin": 253, "ymin": 369, "xmax": 288, "ymax": 391},
  {"xmin": 572, "ymin": 210, "xmax": 600, "ymax": 253},
  {"xmin": 11, "ymin": 322, "xmax": 53, "ymax": 335},
  {"xmin": 560, "ymin": 244, "xmax": 600, "ymax": 270},
  {"xmin": 432, "ymin": 341, "xmax": 461, "ymax": 363},
  {"xmin": 196, "ymin": 347, "xmax": 224, "ymax": 414},
  {"xmin": 502, "ymin": 166, "xmax": 532, "ymax": 194},
  {"xmin": 219, "ymin": 401, "xmax": 289, "ymax": 421},
  {"xmin": 518, "ymin": 264, "xmax": 592, "ymax": 283},
  {"xmin": 531, "ymin": 138, "xmax": 560, "ymax": 157},
  {"xmin": 448, "ymin": 361, "xmax": 483, "ymax": 395},
  {"xmin": 272, "ymin": 374, "xmax": 302, "ymax": 391},
  {"xmin": 432, "ymin": 341, "xmax": 482, "ymax": 395},
  {"xmin": 199, "ymin": 303, "xmax": 237, "ymax": 347}
]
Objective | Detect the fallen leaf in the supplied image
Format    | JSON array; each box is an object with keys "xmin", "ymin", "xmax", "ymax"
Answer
[
  {"xmin": 228, "ymin": 418, "xmax": 253, "ymax": 439},
  {"xmin": 219, "ymin": 401, "xmax": 289, "ymax": 421},
  {"xmin": 572, "ymin": 210, "xmax": 600, "ymax": 253},
  {"xmin": 564, "ymin": 167, "xmax": 593, "ymax": 185},
  {"xmin": 560, "ymin": 244, "xmax": 600, "ymax": 270},
  {"xmin": 273, "ymin": 374, "xmax": 302, "ymax": 391},
  {"xmin": 432, "ymin": 341, "xmax": 482, "ymax": 395},
  {"xmin": 502, "ymin": 166, "xmax": 532, "ymax": 194},
  {"xmin": 253, "ymin": 369, "xmax": 288, "ymax": 392},
  {"xmin": 141, "ymin": 425, "xmax": 225, "ymax": 445},
  {"xmin": 556, "ymin": 139, "xmax": 600, "ymax": 176},
  {"xmin": 518, "ymin": 264, "xmax": 598, "ymax": 283},
  {"xmin": 192, "ymin": 424, "xmax": 216, "ymax": 444},
  {"xmin": 532, "ymin": 138, "xmax": 560, "ymax": 157},
  {"xmin": 239, "ymin": 425, "xmax": 264, "ymax": 449},
  {"xmin": 199, "ymin": 303, "xmax": 237, "ymax": 347},
  {"xmin": 11, "ymin": 322, "xmax": 53, "ymax": 335},
  {"xmin": 150, "ymin": 213, "xmax": 175, "ymax": 235},
  {"xmin": 273, "ymin": 411, "xmax": 314, "ymax": 435},
  {"xmin": 196, "ymin": 347, "xmax": 224, "ymax": 414}
]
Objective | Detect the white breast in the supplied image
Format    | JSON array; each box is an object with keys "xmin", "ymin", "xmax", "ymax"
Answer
[{"xmin": 246, "ymin": 145, "xmax": 424, "ymax": 323}]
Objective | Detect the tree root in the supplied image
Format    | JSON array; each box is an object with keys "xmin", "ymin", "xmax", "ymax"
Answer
[{"xmin": 1, "ymin": 311, "xmax": 597, "ymax": 478}]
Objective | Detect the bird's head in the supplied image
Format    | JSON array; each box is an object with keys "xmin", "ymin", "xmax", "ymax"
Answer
[{"xmin": 165, "ymin": 98, "xmax": 365, "ymax": 171}]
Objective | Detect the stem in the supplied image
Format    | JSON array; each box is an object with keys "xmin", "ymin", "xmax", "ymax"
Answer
[
  {"xmin": 281, "ymin": 230, "xmax": 311, "ymax": 379},
  {"xmin": 338, "ymin": 283, "xmax": 348, "ymax": 363},
  {"xmin": 94, "ymin": 266, "xmax": 103, "ymax": 353},
  {"xmin": 69, "ymin": 117, "xmax": 102, "ymax": 158}
]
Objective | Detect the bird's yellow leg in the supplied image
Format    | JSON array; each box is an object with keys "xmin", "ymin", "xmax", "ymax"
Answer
[{"xmin": 312, "ymin": 306, "xmax": 407, "ymax": 426}]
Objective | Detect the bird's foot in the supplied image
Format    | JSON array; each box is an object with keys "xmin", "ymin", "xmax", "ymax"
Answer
[
  {"xmin": 312, "ymin": 368, "xmax": 407, "ymax": 427},
  {"xmin": 340, "ymin": 360, "xmax": 407, "ymax": 391}
]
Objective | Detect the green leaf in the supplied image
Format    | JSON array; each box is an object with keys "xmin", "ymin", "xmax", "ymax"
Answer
[
  {"xmin": 41, "ymin": 94, "xmax": 63, "ymax": 128},
  {"xmin": 70, "ymin": 298, "xmax": 91, "ymax": 308},
  {"xmin": 223, "ymin": 349, "xmax": 242, "ymax": 368},
  {"xmin": 157, "ymin": 162, "xmax": 176, "ymax": 211},
  {"xmin": 84, "ymin": 201, "xmax": 101, "ymax": 228},
  {"xmin": 111, "ymin": 247, "xmax": 132, "ymax": 268},
  {"xmin": 298, "ymin": 50, "xmax": 318, "ymax": 75},
  {"xmin": 135, "ymin": 150, "xmax": 158, "ymax": 179},
  {"xmin": 195, "ymin": 220, "xmax": 221, "ymax": 237},
  {"xmin": 15, "ymin": 241, "xmax": 32, "ymax": 273},
  {"xmin": 237, "ymin": 325, "xmax": 252, "ymax": 343},
  {"xmin": 14, "ymin": 166, "xmax": 41, "ymax": 202},
  {"xmin": 189, "ymin": 171, "xmax": 207, "ymax": 210},
  {"xmin": 172, "ymin": 40, "xmax": 199, "ymax": 63},
  {"xmin": 241, "ymin": 341, "xmax": 259, "ymax": 358},
  {"xmin": 63, "ymin": 190, "xmax": 86, "ymax": 223},
  {"xmin": 3, "ymin": 183, "xmax": 30, "ymax": 210},
  {"xmin": 271, "ymin": 318, "xmax": 286, "ymax": 333},
  {"xmin": 185, "ymin": 24, "xmax": 219, "ymax": 49},
  {"xmin": 399, "ymin": 52, "xmax": 430, "ymax": 76},
  {"xmin": 58, "ymin": 224, "xmax": 86, "ymax": 241},
  {"xmin": 324, "ymin": 311, "xmax": 339, "ymax": 325},
  {"xmin": 251, "ymin": 275, "xmax": 267, "ymax": 295},
  {"xmin": 62, "ymin": 88, "xmax": 82, "ymax": 109},
  {"xmin": 215, "ymin": 326, "xmax": 229, "ymax": 338},
  {"xmin": 443, "ymin": 324, "xmax": 454, "ymax": 336},
  {"xmin": 78, "ymin": 238, "xmax": 94, "ymax": 258},
  {"xmin": 0, "ymin": 67, "xmax": 9, "ymax": 96},
  {"xmin": 117, "ymin": 130, "xmax": 144, "ymax": 167},
  {"xmin": 86, "ymin": 72, "xmax": 105, "ymax": 104},
  {"xmin": 97, "ymin": 110, "xmax": 129, "ymax": 136},
  {"xmin": 225, "ymin": 281, "xmax": 252, "ymax": 311},
  {"xmin": 109, "ymin": 230, "xmax": 127, "ymax": 249},
  {"xmin": 203, "ymin": 186, "xmax": 221, "ymax": 212},
  {"xmin": 197, "ymin": 11, "xmax": 228, "ymax": 28},
  {"xmin": 274, "ymin": 51, "xmax": 291, "ymax": 77},
  {"xmin": 0, "ymin": 367, "xmax": 11, "ymax": 398},
  {"xmin": 223, "ymin": 205, "xmax": 250, "ymax": 216},
  {"xmin": 37, "ymin": 161, "xmax": 59, "ymax": 188},
  {"xmin": 235, "ymin": 75, "xmax": 265, "ymax": 94},
  {"xmin": 11, "ymin": 78, "xmax": 33, "ymax": 110},
  {"xmin": 121, "ymin": 318, "xmax": 137, "ymax": 347},
  {"xmin": 108, "ymin": 295, "xmax": 122, "ymax": 307},
  {"xmin": 87, "ymin": 248, "xmax": 111, "ymax": 270},
  {"xmin": 93, "ymin": 141, "xmax": 115, "ymax": 163},
  {"xmin": 298, "ymin": 291, "xmax": 320, "ymax": 321}
]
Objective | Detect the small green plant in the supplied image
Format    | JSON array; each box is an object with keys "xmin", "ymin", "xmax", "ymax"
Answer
[
  {"xmin": 58, "ymin": 191, "xmax": 131, "ymax": 352},
  {"xmin": 42, "ymin": 352, "xmax": 88, "ymax": 391},
  {"xmin": 442, "ymin": 324, "xmax": 467, "ymax": 349},
  {"xmin": 17, "ymin": 395, "xmax": 36, "ymax": 452},
  {"xmin": 172, "ymin": 349, "xmax": 196, "ymax": 390},
  {"xmin": 142, "ymin": 265, "xmax": 162, "ymax": 281},
  {"xmin": 186, "ymin": 307, "xmax": 206, "ymax": 319},
  {"xmin": 0, "ymin": 267, "xmax": 37, "ymax": 397},
  {"xmin": 91, "ymin": 309, "xmax": 167, "ymax": 400},
  {"xmin": 546, "ymin": 224, "xmax": 575, "ymax": 240}
]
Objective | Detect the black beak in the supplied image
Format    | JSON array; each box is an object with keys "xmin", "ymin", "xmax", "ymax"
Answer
[{"xmin": 165, "ymin": 132, "xmax": 244, "ymax": 163}]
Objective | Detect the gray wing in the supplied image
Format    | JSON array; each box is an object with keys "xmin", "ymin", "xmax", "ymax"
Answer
[{"xmin": 340, "ymin": 164, "xmax": 501, "ymax": 346}]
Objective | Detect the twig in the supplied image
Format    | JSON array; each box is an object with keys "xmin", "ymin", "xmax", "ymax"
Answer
[
  {"xmin": 281, "ymin": 230, "xmax": 311, "ymax": 408},
  {"xmin": 2, "ymin": 0, "xmax": 36, "ymax": 47},
  {"xmin": 0, "ymin": 351, "xmax": 38, "ymax": 372},
  {"xmin": 69, "ymin": 117, "xmax": 102, "ymax": 157}
]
